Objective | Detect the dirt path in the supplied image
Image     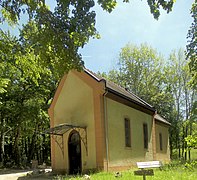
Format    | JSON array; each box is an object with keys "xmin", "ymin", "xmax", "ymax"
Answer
[
  {"xmin": 0, "ymin": 169, "xmax": 52, "ymax": 180},
  {"xmin": 0, "ymin": 171, "xmax": 32, "ymax": 180}
]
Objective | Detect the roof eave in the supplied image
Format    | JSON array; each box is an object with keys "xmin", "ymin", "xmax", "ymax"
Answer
[
  {"xmin": 107, "ymin": 87, "xmax": 156, "ymax": 113},
  {"xmin": 155, "ymin": 119, "xmax": 171, "ymax": 126}
]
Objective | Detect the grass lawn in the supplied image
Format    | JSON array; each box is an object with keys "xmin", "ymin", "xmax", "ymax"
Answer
[
  {"xmin": 87, "ymin": 169, "xmax": 196, "ymax": 180},
  {"xmin": 55, "ymin": 165, "xmax": 197, "ymax": 180},
  {"xmin": 53, "ymin": 149, "xmax": 197, "ymax": 179}
]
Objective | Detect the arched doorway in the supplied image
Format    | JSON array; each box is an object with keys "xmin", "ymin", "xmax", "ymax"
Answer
[{"xmin": 68, "ymin": 130, "xmax": 81, "ymax": 174}]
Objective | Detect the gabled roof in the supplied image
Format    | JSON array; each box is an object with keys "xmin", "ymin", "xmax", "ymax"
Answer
[{"xmin": 84, "ymin": 68, "xmax": 155, "ymax": 112}]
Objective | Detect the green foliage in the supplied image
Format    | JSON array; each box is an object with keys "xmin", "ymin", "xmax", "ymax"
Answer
[
  {"xmin": 165, "ymin": 49, "xmax": 191, "ymax": 120},
  {"xmin": 97, "ymin": 0, "xmax": 118, "ymax": 13},
  {"xmin": 163, "ymin": 160, "xmax": 197, "ymax": 171},
  {"xmin": 1, "ymin": 0, "xmax": 98, "ymax": 76},
  {"xmin": 0, "ymin": 78, "xmax": 9, "ymax": 94},
  {"xmin": 106, "ymin": 43, "xmax": 171, "ymax": 115},
  {"xmin": 0, "ymin": 30, "xmax": 45, "ymax": 84},
  {"xmin": 0, "ymin": 29, "xmax": 58, "ymax": 165},
  {"xmin": 185, "ymin": 161, "xmax": 197, "ymax": 170},
  {"xmin": 185, "ymin": 135, "xmax": 197, "ymax": 149},
  {"xmin": 101, "ymin": 44, "xmax": 196, "ymax": 160},
  {"xmin": 186, "ymin": 0, "xmax": 197, "ymax": 87},
  {"xmin": 147, "ymin": 0, "xmax": 175, "ymax": 19},
  {"xmin": 0, "ymin": 0, "xmax": 175, "ymax": 22},
  {"xmin": 0, "ymin": 0, "xmax": 175, "ymax": 75},
  {"xmin": 191, "ymin": 148, "xmax": 197, "ymax": 160},
  {"xmin": 164, "ymin": 49, "xmax": 196, "ymax": 160}
]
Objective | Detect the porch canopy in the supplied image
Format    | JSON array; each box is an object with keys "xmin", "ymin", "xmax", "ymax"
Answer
[{"xmin": 44, "ymin": 123, "xmax": 87, "ymax": 156}]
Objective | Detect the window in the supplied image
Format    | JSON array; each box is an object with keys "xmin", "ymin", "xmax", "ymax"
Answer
[
  {"xmin": 124, "ymin": 118, "xmax": 131, "ymax": 147},
  {"xmin": 159, "ymin": 133, "xmax": 163, "ymax": 151},
  {"xmin": 143, "ymin": 123, "xmax": 148, "ymax": 149}
]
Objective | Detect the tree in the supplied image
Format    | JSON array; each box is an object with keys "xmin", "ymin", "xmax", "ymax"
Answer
[
  {"xmin": 165, "ymin": 50, "xmax": 185, "ymax": 157},
  {"xmin": 186, "ymin": 0, "xmax": 197, "ymax": 87},
  {"xmin": 162, "ymin": 49, "xmax": 196, "ymax": 160},
  {"xmin": 101, "ymin": 45, "xmax": 196, "ymax": 159},
  {"xmin": 0, "ymin": 65, "xmax": 55, "ymax": 166},
  {"xmin": 185, "ymin": 112, "xmax": 197, "ymax": 151},
  {"xmin": 114, "ymin": 43, "xmax": 165, "ymax": 106},
  {"xmin": 104, "ymin": 43, "xmax": 176, "ymax": 119},
  {"xmin": 185, "ymin": 97, "xmax": 197, "ymax": 160},
  {"xmin": 185, "ymin": 0, "xmax": 197, "ymax": 160},
  {"xmin": 0, "ymin": 0, "xmax": 175, "ymax": 77},
  {"xmin": 0, "ymin": 77, "xmax": 9, "ymax": 94},
  {"xmin": 0, "ymin": 30, "xmax": 57, "ymax": 166},
  {"xmin": 0, "ymin": 0, "xmax": 175, "ymax": 22}
]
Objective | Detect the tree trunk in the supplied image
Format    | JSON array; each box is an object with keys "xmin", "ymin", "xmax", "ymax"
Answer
[
  {"xmin": 184, "ymin": 125, "xmax": 188, "ymax": 161},
  {"xmin": 0, "ymin": 127, "xmax": 5, "ymax": 165},
  {"xmin": 169, "ymin": 133, "xmax": 173, "ymax": 159},
  {"xmin": 13, "ymin": 126, "xmax": 21, "ymax": 166},
  {"xmin": 25, "ymin": 137, "xmax": 28, "ymax": 159},
  {"xmin": 27, "ymin": 129, "xmax": 37, "ymax": 163},
  {"xmin": 177, "ymin": 127, "xmax": 181, "ymax": 158},
  {"xmin": 188, "ymin": 121, "xmax": 193, "ymax": 161},
  {"xmin": 0, "ymin": 118, "xmax": 6, "ymax": 166},
  {"xmin": 182, "ymin": 126, "xmax": 185, "ymax": 158}
]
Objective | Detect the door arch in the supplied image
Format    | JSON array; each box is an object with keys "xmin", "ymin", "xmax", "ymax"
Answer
[{"xmin": 68, "ymin": 130, "xmax": 81, "ymax": 174}]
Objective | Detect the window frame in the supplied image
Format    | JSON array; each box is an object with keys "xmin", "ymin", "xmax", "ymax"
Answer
[
  {"xmin": 159, "ymin": 133, "xmax": 163, "ymax": 151},
  {"xmin": 143, "ymin": 123, "xmax": 148, "ymax": 149},
  {"xmin": 124, "ymin": 118, "xmax": 131, "ymax": 148}
]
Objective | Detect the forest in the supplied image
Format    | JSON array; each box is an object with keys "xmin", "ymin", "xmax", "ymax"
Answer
[{"xmin": 0, "ymin": 0, "xmax": 196, "ymax": 168}]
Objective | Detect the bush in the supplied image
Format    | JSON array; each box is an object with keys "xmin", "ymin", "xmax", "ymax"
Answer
[{"xmin": 185, "ymin": 160, "xmax": 197, "ymax": 170}]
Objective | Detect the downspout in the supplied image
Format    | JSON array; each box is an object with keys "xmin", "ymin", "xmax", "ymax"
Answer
[{"xmin": 103, "ymin": 89, "xmax": 109, "ymax": 171}]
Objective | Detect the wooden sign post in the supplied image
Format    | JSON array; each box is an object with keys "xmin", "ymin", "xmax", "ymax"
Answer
[
  {"xmin": 134, "ymin": 161, "xmax": 162, "ymax": 180},
  {"xmin": 134, "ymin": 169, "xmax": 154, "ymax": 180}
]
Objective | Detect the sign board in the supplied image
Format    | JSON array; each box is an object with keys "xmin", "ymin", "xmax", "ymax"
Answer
[
  {"xmin": 134, "ymin": 169, "xmax": 154, "ymax": 176},
  {"xmin": 137, "ymin": 161, "xmax": 161, "ymax": 169}
]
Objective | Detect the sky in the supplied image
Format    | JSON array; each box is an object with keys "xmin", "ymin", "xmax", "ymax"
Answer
[
  {"xmin": 79, "ymin": 0, "xmax": 194, "ymax": 73},
  {"xmin": 0, "ymin": 0, "xmax": 193, "ymax": 73}
]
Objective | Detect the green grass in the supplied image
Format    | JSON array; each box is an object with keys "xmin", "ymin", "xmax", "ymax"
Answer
[
  {"xmin": 54, "ymin": 164, "xmax": 197, "ymax": 180},
  {"xmin": 171, "ymin": 148, "xmax": 197, "ymax": 161},
  {"xmin": 90, "ymin": 169, "xmax": 196, "ymax": 180},
  {"xmin": 190, "ymin": 148, "xmax": 197, "ymax": 160}
]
